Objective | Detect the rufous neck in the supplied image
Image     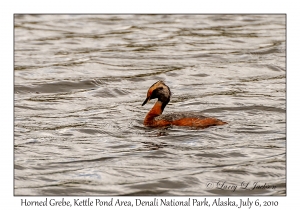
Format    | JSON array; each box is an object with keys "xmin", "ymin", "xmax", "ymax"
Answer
[{"xmin": 145, "ymin": 101, "xmax": 164, "ymax": 122}]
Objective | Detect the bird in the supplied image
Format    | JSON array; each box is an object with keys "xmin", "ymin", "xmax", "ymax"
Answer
[{"xmin": 142, "ymin": 81, "xmax": 227, "ymax": 128}]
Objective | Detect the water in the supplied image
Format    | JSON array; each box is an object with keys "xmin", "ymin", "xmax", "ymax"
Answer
[{"xmin": 14, "ymin": 14, "xmax": 286, "ymax": 196}]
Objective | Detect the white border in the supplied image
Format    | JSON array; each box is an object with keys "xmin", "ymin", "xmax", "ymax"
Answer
[{"xmin": 2, "ymin": 0, "xmax": 296, "ymax": 209}]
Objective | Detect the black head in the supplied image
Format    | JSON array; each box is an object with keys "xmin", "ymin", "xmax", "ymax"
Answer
[{"xmin": 142, "ymin": 81, "xmax": 171, "ymax": 110}]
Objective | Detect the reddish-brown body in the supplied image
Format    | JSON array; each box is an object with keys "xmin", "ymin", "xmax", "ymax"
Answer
[{"xmin": 142, "ymin": 81, "xmax": 227, "ymax": 128}]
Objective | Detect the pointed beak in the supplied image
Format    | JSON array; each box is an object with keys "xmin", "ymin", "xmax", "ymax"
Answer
[{"xmin": 142, "ymin": 97, "xmax": 150, "ymax": 106}]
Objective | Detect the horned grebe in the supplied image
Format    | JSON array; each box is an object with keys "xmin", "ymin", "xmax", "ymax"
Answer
[{"xmin": 142, "ymin": 81, "xmax": 227, "ymax": 128}]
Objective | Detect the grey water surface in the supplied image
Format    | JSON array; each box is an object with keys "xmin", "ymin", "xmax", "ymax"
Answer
[{"xmin": 14, "ymin": 14, "xmax": 286, "ymax": 196}]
